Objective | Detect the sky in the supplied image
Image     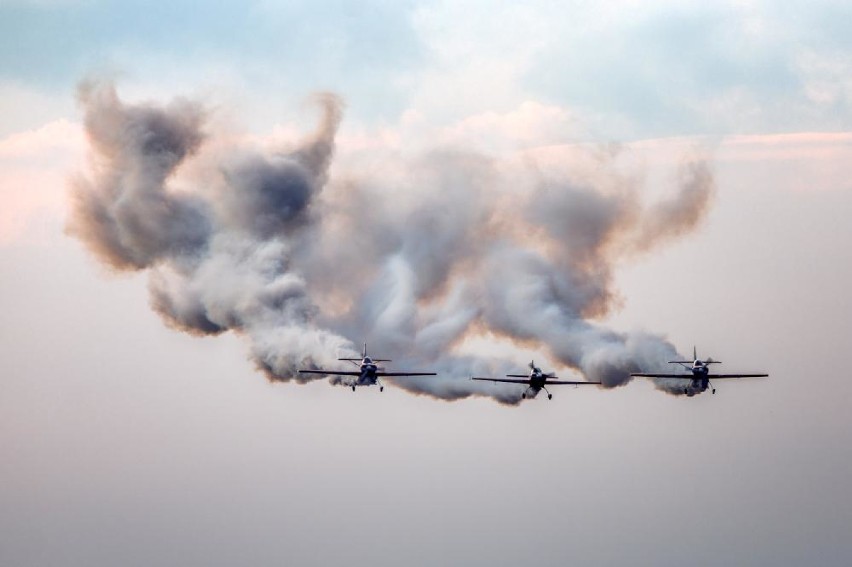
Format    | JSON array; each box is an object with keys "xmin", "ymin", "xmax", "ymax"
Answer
[{"xmin": 2, "ymin": 1, "xmax": 852, "ymax": 566}]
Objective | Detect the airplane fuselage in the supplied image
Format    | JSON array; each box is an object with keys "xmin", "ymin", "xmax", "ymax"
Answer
[
  {"xmin": 354, "ymin": 357, "xmax": 380, "ymax": 386},
  {"xmin": 684, "ymin": 377, "xmax": 710, "ymax": 396},
  {"xmin": 691, "ymin": 361, "xmax": 709, "ymax": 374},
  {"xmin": 522, "ymin": 369, "xmax": 547, "ymax": 398},
  {"xmin": 683, "ymin": 361, "xmax": 711, "ymax": 396}
]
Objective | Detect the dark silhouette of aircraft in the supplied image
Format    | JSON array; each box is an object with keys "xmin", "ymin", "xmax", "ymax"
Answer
[
  {"xmin": 631, "ymin": 347, "xmax": 768, "ymax": 396},
  {"xmin": 472, "ymin": 361, "xmax": 600, "ymax": 400},
  {"xmin": 298, "ymin": 343, "xmax": 436, "ymax": 392}
]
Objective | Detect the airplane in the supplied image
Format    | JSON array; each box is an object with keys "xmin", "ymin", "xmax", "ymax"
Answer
[
  {"xmin": 630, "ymin": 347, "xmax": 768, "ymax": 396},
  {"xmin": 471, "ymin": 361, "xmax": 601, "ymax": 400},
  {"xmin": 298, "ymin": 343, "xmax": 436, "ymax": 392}
]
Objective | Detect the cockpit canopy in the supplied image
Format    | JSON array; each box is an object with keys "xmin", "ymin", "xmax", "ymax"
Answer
[{"xmin": 363, "ymin": 357, "xmax": 373, "ymax": 364}]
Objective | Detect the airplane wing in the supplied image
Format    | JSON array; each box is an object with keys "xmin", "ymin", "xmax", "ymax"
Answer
[
  {"xmin": 473, "ymin": 377, "xmax": 599, "ymax": 385},
  {"xmin": 707, "ymin": 374, "xmax": 768, "ymax": 379},
  {"xmin": 630, "ymin": 373, "xmax": 767, "ymax": 379},
  {"xmin": 376, "ymin": 372, "xmax": 437, "ymax": 377},
  {"xmin": 298, "ymin": 370, "xmax": 363, "ymax": 376},
  {"xmin": 506, "ymin": 374, "xmax": 531, "ymax": 378},
  {"xmin": 630, "ymin": 373, "xmax": 692, "ymax": 378},
  {"xmin": 472, "ymin": 377, "xmax": 529, "ymax": 384}
]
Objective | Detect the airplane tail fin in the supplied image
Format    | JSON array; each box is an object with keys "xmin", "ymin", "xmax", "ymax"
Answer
[
  {"xmin": 697, "ymin": 346, "xmax": 721, "ymax": 364},
  {"xmin": 359, "ymin": 341, "xmax": 391, "ymax": 363},
  {"xmin": 667, "ymin": 346, "xmax": 721, "ymax": 365},
  {"xmin": 338, "ymin": 342, "xmax": 370, "ymax": 363},
  {"xmin": 667, "ymin": 347, "xmax": 695, "ymax": 365}
]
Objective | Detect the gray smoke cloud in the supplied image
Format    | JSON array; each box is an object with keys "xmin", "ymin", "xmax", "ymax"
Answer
[{"xmin": 68, "ymin": 82, "xmax": 713, "ymax": 404}]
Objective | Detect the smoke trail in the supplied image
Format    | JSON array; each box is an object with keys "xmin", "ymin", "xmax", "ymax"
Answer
[
  {"xmin": 68, "ymin": 81, "xmax": 357, "ymax": 375},
  {"xmin": 68, "ymin": 82, "xmax": 713, "ymax": 403},
  {"xmin": 67, "ymin": 81, "xmax": 211, "ymax": 270}
]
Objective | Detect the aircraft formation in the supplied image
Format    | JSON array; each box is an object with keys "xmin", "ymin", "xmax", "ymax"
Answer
[{"xmin": 299, "ymin": 344, "xmax": 767, "ymax": 400}]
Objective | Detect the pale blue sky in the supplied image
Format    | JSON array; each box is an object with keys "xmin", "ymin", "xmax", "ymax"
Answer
[
  {"xmin": 2, "ymin": 2, "xmax": 852, "ymax": 566},
  {"xmin": 2, "ymin": 0, "xmax": 852, "ymax": 137}
]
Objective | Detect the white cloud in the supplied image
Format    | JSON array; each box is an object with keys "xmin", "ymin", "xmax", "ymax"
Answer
[
  {"xmin": 0, "ymin": 119, "xmax": 84, "ymax": 244},
  {"xmin": 0, "ymin": 82, "xmax": 76, "ymax": 138},
  {"xmin": 402, "ymin": 1, "xmax": 551, "ymax": 123},
  {"xmin": 796, "ymin": 48, "xmax": 852, "ymax": 109}
]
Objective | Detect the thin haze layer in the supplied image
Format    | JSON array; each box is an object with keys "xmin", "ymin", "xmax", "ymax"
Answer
[{"xmin": 68, "ymin": 83, "xmax": 713, "ymax": 403}]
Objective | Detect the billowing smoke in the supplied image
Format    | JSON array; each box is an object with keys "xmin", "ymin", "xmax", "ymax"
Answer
[{"xmin": 68, "ymin": 82, "xmax": 713, "ymax": 404}]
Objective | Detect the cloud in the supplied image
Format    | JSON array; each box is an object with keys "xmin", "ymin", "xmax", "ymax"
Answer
[{"xmin": 0, "ymin": 118, "xmax": 83, "ymax": 244}]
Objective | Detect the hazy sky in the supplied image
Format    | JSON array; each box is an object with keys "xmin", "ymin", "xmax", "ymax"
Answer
[{"xmin": 2, "ymin": 1, "xmax": 852, "ymax": 566}]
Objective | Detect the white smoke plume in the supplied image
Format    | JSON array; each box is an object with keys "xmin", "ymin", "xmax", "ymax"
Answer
[{"xmin": 68, "ymin": 82, "xmax": 713, "ymax": 404}]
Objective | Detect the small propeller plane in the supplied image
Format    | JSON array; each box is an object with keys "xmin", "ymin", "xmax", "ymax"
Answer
[
  {"xmin": 298, "ymin": 344, "xmax": 436, "ymax": 392},
  {"xmin": 630, "ymin": 347, "xmax": 768, "ymax": 396},
  {"xmin": 472, "ymin": 361, "xmax": 601, "ymax": 400}
]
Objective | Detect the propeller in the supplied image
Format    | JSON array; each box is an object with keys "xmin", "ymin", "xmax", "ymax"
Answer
[
  {"xmin": 694, "ymin": 347, "xmax": 719, "ymax": 364},
  {"xmin": 529, "ymin": 360, "xmax": 555, "ymax": 378}
]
